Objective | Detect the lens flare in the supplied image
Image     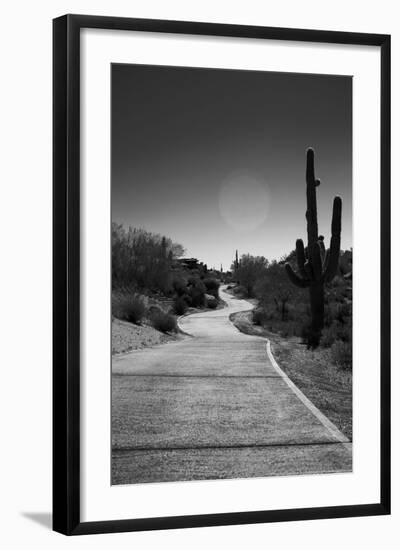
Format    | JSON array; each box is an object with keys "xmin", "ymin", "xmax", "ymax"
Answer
[{"xmin": 218, "ymin": 173, "xmax": 271, "ymax": 232}]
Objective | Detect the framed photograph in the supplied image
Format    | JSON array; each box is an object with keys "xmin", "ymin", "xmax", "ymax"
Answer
[{"xmin": 53, "ymin": 14, "xmax": 390, "ymax": 535}]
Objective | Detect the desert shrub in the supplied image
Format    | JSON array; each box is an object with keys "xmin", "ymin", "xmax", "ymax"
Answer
[
  {"xmin": 148, "ymin": 305, "xmax": 162, "ymax": 316},
  {"xmin": 204, "ymin": 277, "xmax": 219, "ymax": 290},
  {"xmin": 204, "ymin": 278, "xmax": 220, "ymax": 299},
  {"xmin": 188, "ymin": 279, "xmax": 206, "ymax": 307},
  {"xmin": 325, "ymin": 301, "xmax": 352, "ymax": 326},
  {"xmin": 112, "ymin": 223, "xmax": 184, "ymax": 293},
  {"xmin": 148, "ymin": 305, "xmax": 163, "ymax": 316},
  {"xmin": 339, "ymin": 323, "xmax": 352, "ymax": 343},
  {"xmin": 113, "ymin": 293, "xmax": 146, "ymax": 324},
  {"xmin": 321, "ymin": 321, "xmax": 341, "ymax": 347},
  {"xmin": 252, "ymin": 301, "xmax": 309, "ymax": 338},
  {"xmin": 207, "ymin": 297, "xmax": 218, "ymax": 309},
  {"xmin": 174, "ymin": 296, "xmax": 188, "ymax": 315},
  {"xmin": 182, "ymin": 293, "xmax": 192, "ymax": 306},
  {"xmin": 324, "ymin": 303, "xmax": 336, "ymax": 327},
  {"xmin": 172, "ymin": 277, "xmax": 187, "ymax": 297},
  {"xmin": 252, "ymin": 308, "xmax": 267, "ymax": 326},
  {"xmin": 280, "ymin": 324, "xmax": 297, "ymax": 338},
  {"xmin": 336, "ymin": 302, "xmax": 352, "ymax": 324},
  {"xmin": 190, "ymin": 287, "xmax": 205, "ymax": 307},
  {"xmin": 331, "ymin": 340, "xmax": 352, "ymax": 370},
  {"xmin": 152, "ymin": 268, "xmax": 172, "ymax": 295},
  {"xmin": 233, "ymin": 254, "xmax": 269, "ymax": 297},
  {"xmin": 321, "ymin": 321, "xmax": 352, "ymax": 347},
  {"xmin": 151, "ymin": 311, "xmax": 177, "ymax": 333},
  {"xmin": 254, "ymin": 263, "xmax": 299, "ymax": 322},
  {"xmin": 233, "ymin": 285, "xmax": 247, "ymax": 297}
]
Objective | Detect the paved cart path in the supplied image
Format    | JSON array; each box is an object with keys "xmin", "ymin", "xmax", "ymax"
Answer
[{"xmin": 112, "ymin": 286, "xmax": 351, "ymax": 484}]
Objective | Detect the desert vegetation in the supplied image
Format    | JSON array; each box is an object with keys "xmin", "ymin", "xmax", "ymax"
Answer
[
  {"xmin": 231, "ymin": 149, "xmax": 351, "ymax": 371},
  {"xmin": 112, "ymin": 149, "xmax": 351, "ymax": 370},
  {"xmin": 112, "ymin": 223, "xmax": 223, "ymax": 351},
  {"xmin": 112, "ymin": 223, "xmax": 184, "ymax": 292},
  {"xmin": 231, "ymin": 252, "xmax": 352, "ymax": 371}
]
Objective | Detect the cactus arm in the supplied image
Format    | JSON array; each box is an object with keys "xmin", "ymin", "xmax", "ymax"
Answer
[
  {"xmin": 323, "ymin": 196, "xmax": 342, "ymax": 283},
  {"xmin": 295, "ymin": 239, "xmax": 309, "ymax": 280},
  {"xmin": 324, "ymin": 246, "xmax": 339, "ymax": 283},
  {"xmin": 306, "ymin": 148, "xmax": 316, "ymax": 185},
  {"xmin": 285, "ymin": 263, "xmax": 310, "ymax": 288}
]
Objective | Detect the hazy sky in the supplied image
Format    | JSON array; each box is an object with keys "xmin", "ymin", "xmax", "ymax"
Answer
[{"xmin": 112, "ymin": 64, "xmax": 352, "ymax": 271}]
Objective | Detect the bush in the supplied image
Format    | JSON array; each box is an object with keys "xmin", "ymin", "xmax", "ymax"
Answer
[
  {"xmin": 321, "ymin": 322, "xmax": 340, "ymax": 347},
  {"xmin": 207, "ymin": 297, "xmax": 218, "ymax": 309},
  {"xmin": 172, "ymin": 277, "xmax": 187, "ymax": 297},
  {"xmin": 148, "ymin": 305, "xmax": 162, "ymax": 316},
  {"xmin": 190, "ymin": 288, "xmax": 205, "ymax": 307},
  {"xmin": 325, "ymin": 301, "xmax": 352, "ymax": 327},
  {"xmin": 321, "ymin": 319, "xmax": 352, "ymax": 347},
  {"xmin": 336, "ymin": 302, "xmax": 352, "ymax": 324},
  {"xmin": 252, "ymin": 308, "xmax": 267, "ymax": 326},
  {"xmin": 233, "ymin": 285, "xmax": 247, "ymax": 297},
  {"xmin": 234, "ymin": 254, "xmax": 269, "ymax": 297},
  {"xmin": 331, "ymin": 340, "xmax": 352, "ymax": 370},
  {"xmin": 112, "ymin": 224, "xmax": 184, "ymax": 292},
  {"xmin": 151, "ymin": 311, "xmax": 177, "ymax": 333},
  {"xmin": 182, "ymin": 293, "xmax": 192, "ymax": 306},
  {"xmin": 188, "ymin": 279, "xmax": 206, "ymax": 307},
  {"xmin": 113, "ymin": 293, "xmax": 146, "ymax": 324},
  {"xmin": 174, "ymin": 296, "xmax": 188, "ymax": 315},
  {"xmin": 204, "ymin": 278, "xmax": 220, "ymax": 299},
  {"xmin": 280, "ymin": 325, "xmax": 296, "ymax": 338}
]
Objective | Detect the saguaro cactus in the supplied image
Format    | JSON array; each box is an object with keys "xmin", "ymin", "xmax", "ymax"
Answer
[
  {"xmin": 235, "ymin": 250, "xmax": 239, "ymax": 270},
  {"xmin": 285, "ymin": 148, "xmax": 342, "ymax": 347}
]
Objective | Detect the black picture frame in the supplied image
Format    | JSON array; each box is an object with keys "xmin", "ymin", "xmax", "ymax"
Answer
[{"xmin": 53, "ymin": 14, "xmax": 391, "ymax": 535}]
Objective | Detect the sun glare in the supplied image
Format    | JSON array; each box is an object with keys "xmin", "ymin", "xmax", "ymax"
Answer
[{"xmin": 218, "ymin": 173, "xmax": 271, "ymax": 232}]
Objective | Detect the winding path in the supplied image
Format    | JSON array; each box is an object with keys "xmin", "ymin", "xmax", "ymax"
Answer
[{"xmin": 112, "ymin": 286, "xmax": 351, "ymax": 484}]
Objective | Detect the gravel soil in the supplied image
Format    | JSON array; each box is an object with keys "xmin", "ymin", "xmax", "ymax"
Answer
[{"xmin": 112, "ymin": 318, "xmax": 183, "ymax": 355}]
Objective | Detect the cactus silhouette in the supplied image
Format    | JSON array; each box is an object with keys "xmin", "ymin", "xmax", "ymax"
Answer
[
  {"xmin": 285, "ymin": 148, "xmax": 342, "ymax": 347},
  {"xmin": 235, "ymin": 250, "xmax": 239, "ymax": 270}
]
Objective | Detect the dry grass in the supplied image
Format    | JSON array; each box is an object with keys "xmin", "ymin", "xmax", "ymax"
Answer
[
  {"xmin": 112, "ymin": 292, "xmax": 146, "ymax": 324},
  {"xmin": 230, "ymin": 310, "xmax": 352, "ymax": 439}
]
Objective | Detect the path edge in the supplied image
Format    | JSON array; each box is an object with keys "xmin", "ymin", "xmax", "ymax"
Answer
[{"xmin": 266, "ymin": 340, "xmax": 351, "ymax": 448}]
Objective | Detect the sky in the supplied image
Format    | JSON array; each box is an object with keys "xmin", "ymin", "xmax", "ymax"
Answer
[{"xmin": 112, "ymin": 63, "xmax": 352, "ymax": 271}]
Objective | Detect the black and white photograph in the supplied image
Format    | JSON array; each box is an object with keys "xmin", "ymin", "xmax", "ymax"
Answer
[
  {"xmin": 1, "ymin": 0, "xmax": 395, "ymax": 544},
  {"xmin": 111, "ymin": 63, "xmax": 353, "ymax": 485}
]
